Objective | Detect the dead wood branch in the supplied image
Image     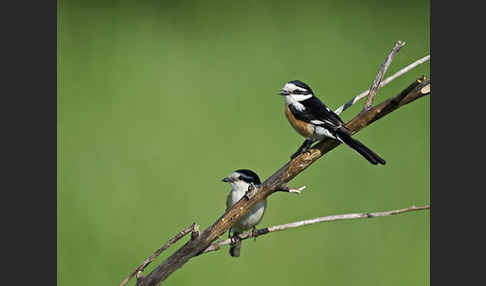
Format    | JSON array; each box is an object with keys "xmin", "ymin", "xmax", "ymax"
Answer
[
  {"xmin": 363, "ymin": 40, "xmax": 406, "ymax": 112},
  {"xmin": 121, "ymin": 223, "xmax": 199, "ymax": 286},
  {"xmin": 202, "ymin": 205, "xmax": 430, "ymax": 254},
  {"xmin": 334, "ymin": 54, "xmax": 430, "ymax": 115}
]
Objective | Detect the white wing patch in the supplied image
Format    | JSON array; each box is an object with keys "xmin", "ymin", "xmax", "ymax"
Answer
[
  {"xmin": 315, "ymin": 126, "xmax": 337, "ymax": 140},
  {"xmin": 324, "ymin": 119, "xmax": 339, "ymax": 127},
  {"xmin": 311, "ymin": 119, "xmax": 340, "ymax": 128}
]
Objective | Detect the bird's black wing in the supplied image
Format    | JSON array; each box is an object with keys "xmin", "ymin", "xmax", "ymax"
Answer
[
  {"xmin": 289, "ymin": 96, "xmax": 385, "ymax": 165},
  {"xmin": 289, "ymin": 96, "xmax": 345, "ymax": 131}
]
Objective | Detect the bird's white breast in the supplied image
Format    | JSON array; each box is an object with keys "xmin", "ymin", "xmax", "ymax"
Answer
[{"xmin": 227, "ymin": 185, "xmax": 267, "ymax": 233}]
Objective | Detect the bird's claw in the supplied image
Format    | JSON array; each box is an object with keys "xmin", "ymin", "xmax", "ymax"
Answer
[
  {"xmin": 290, "ymin": 148, "xmax": 311, "ymax": 159},
  {"xmin": 230, "ymin": 232, "xmax": 241, "ymax": 245}
]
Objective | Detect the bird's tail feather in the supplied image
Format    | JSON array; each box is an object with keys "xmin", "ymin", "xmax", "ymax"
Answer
[
  {"xmin": 229, "ymin": 239, "xmax": 242, "ymax": 257},
  {"xmin": 337, "ymin": 132, "xmax": 386, "ymax": 165}
]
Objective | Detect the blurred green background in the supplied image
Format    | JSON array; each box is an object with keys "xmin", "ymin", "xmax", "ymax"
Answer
[{"xmin": 58, "ymin": 0, "xmax": 429, "ymax": 285}]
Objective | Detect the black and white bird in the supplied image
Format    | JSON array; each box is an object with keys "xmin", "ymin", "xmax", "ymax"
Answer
[
  {"xmin": 222, "ymin": 169, "xmax": 266, "ymax": 257},
  {"xmin": 279, "ymin": 80, "xmax": 386, "ymax": 165}
]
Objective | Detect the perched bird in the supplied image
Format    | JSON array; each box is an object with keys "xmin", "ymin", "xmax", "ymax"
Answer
[
  {"xmin": 222, "ymin": 169, "xmax": 266, "ymax": 257},
  {"xmin": 279, "ymin": 80, "xmax": 386, "ymax": 165}
]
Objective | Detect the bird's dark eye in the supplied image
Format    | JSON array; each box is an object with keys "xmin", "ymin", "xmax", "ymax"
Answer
[{"xmin": 293, "ymin": 90, "xmax": 302, "ymax": 94}]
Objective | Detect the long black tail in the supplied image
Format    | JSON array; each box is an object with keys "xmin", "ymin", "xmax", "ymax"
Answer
[{"xmin": 337, "ymin": 132, "xmax": 386, "ymax": 165}]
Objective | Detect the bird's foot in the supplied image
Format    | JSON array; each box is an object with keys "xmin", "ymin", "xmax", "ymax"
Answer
[
  {"xmin": 251, "ymin": 226, "xmax": 258, "ymax": 242},
  {"xmin": 230, "ymin": 232, "xmax": 241, "ymax": 246},
  {"xmin": 290, "ymin": 139, "xmax": 316, "ymax": 159},
  {"xmin": 291, "ymin": 147, "xmax": 313, "ymax": 159}
]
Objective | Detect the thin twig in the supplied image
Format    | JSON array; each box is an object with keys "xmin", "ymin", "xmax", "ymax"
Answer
[
  {"xmin": 120, "ymin": 223, "xmax": 199, "ymax": 286},
  {"xmin": 202, "ymin": 205, "xmax": 429, "ymax": 254},
  {"xmin": 334, "ymin": 54, "xmax": 430, "ymax": 115},
  {"xmin": 276, "ymin": 185, "xmax": 307, "ymax": 194},
  {"xmin": 286, "ymin": 186, "xmax": 306, "ymax": 194},
  {"xmin": 362, "ymin": 40, "xmax": 406, "ymax": 112}
]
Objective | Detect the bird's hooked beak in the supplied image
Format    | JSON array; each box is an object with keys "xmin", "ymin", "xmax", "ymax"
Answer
[
  {"xmin": 279, "ymin": 89, "xmax": 290, "ymax": 96},
  {"xmin": 222, "ymin": 177, "xmax": 233, "ymax": 183}
]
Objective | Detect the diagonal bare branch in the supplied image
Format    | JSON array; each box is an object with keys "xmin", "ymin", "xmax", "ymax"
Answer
[
  {"xmin": 334, "ymin": 54, "xmax": 430, "ymax": 115},
  {"xmin": 121, "ymin": 223, "xmax": 199, "ymax": 286},
  {"xmin": 202, "ymin": 205, "xmax": 430, "ymax": 254},
  {"xmin": 362, "ymin": 40, "xmax": 406, "ymax": 112}
]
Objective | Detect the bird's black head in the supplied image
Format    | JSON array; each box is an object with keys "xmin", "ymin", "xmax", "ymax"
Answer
[
  {"xmin": 279, "ymin": 80, "xmax": 314, "ymax": 98},
  {"xmin": 234, "ymin": 169, "xmax": 261, "ymax": 185},
  {"xmin": 222, "ymin": 169, "xmax": 261, "ymax": 185},
  {"xmin": 288, "ymin": 80, "xmax": 313, "ymax": 94}
]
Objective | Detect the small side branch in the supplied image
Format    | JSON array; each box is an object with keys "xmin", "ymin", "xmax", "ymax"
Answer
[
  {"xmin": 276, "ymin": 184, "xmax": 307, "ymax": 194},
  {"xmin": 202, "ymin": 205, "xmax": 429, "ymax": 254},
  {"xmin": 121, "ymin": 223, "xmax": 199, "ymax": 286},
  {"xmin": 334, "ymin": 54, "xmax": 430, "ymax": 115},
  {"xmin": 362, "ymin": 40, "xmax": 406, "ymax": 112}
]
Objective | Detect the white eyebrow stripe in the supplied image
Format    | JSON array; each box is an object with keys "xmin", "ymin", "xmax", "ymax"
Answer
[{"xmin": 284, "ymin": 83, "xmax": 307, "ymax": 92}]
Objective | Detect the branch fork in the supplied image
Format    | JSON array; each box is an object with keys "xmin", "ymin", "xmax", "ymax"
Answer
[{"xmin": 122, "ymin": 222, "xmax": 201, "ymax": 286}]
